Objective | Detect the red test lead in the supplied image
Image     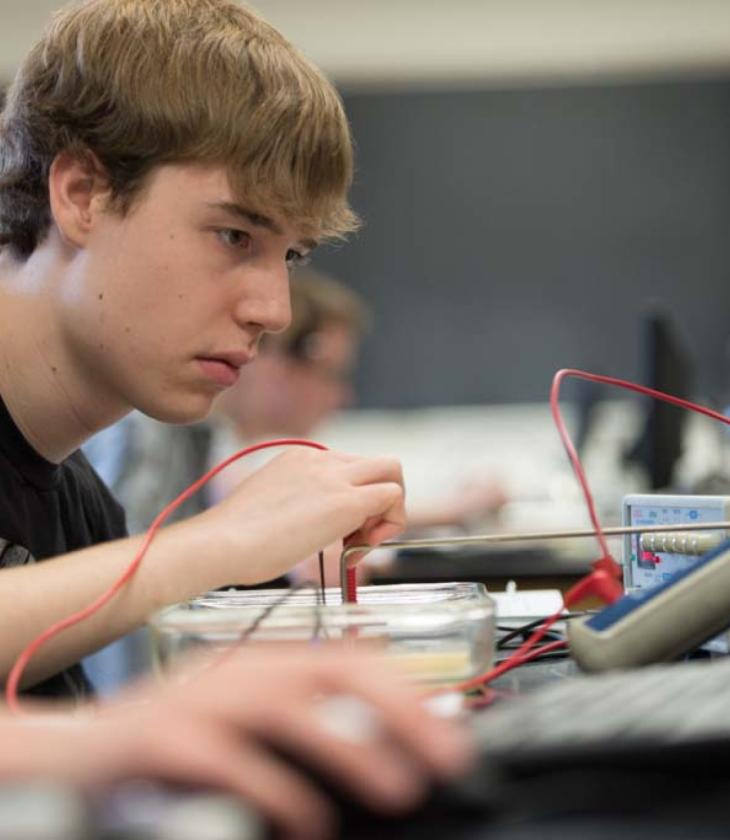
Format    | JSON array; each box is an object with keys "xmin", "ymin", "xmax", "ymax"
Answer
[{"xmin": 5, "ymin": 438, "xmax": 332, "ymax": 714}]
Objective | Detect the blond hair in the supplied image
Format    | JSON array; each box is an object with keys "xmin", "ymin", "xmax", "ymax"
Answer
[{"xmin": 0, "ymin": 0, "xmax": 359, "ymax": 258}]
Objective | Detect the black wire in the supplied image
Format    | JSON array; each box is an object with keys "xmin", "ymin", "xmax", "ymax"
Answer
[
  {"xmin": 496, "ymin": 612, "xmax": 586, "ymax": 650},
  {"xmin": 318, "ymin": 550, "xmax": 326, "ymax": 607},
  {"xmin": 495, "ymin": 648, "xmax": 570, "ymax": 666},
  {"xmin": 498, "ymin": 634, "xmax": 565, "ymax": 652},
  {"xmin": 238, "ymin": 581, "xmax": 317, "ymax": 644}
]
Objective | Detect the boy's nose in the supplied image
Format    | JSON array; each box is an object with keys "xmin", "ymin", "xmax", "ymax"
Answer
[{"xmin": 234, "ymin": 267, "xmax": 292, "ymax": 335}]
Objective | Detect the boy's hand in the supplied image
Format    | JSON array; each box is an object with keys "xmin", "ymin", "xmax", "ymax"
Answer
[
  {"xmin": 22, "ymin": 646, "xmax": 473, "ymax": 840},
  {"xmin": 192, "ymin": 448, "xmax": 406, "ymax": 585}
]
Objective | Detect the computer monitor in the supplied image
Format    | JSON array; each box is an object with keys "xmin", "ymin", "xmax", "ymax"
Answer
[{"xmin": 624, "ymin": 310, "xmax": 693, "ymax": 490}]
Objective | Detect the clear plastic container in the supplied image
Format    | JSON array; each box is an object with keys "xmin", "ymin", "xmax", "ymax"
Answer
[
  {"xmin": 192, "ymin": 581, "xmax": 488, "ymax": 609},
  {"xmin": 149, "ymin": 583, "xmax": 495, "ymax": 685}
]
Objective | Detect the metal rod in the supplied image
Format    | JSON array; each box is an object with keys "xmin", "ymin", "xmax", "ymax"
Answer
[{"xmin": 339, "ymin": 520, "xmax": 730, "ymax": 598}]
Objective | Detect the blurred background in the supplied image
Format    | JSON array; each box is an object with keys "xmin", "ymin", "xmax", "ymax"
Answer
[{"xmin": 4, "ymin": 0, "xmax": 730, "ymax": 524}]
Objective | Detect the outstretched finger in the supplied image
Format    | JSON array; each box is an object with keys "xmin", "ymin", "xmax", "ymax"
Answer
[{"xmin": 132, "ymin": 713, "xmax": 337, "ymax": 840}]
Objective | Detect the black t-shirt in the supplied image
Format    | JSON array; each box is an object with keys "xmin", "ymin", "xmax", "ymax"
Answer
[{"xmin": 0, "ymin": 395, "xmax": 127, "ymax": 699}]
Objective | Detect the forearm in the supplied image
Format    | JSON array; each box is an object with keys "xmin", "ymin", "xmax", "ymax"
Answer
[{"xmin": 0, "ymin": 519, "xmax": 241, "ymax": 687}]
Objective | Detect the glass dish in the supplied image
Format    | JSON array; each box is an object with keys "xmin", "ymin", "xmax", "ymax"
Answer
[
  {"xmin": 192, "ymin": 581, "xmax": 489, "ymax": 609},
  {"xmin": 149, "ymin": 583, "xmax": 495, "ymax": 685}
]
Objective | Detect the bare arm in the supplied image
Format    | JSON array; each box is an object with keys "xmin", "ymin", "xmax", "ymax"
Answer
[{"xmin": 0, "ymin": 448, "xmax": 406, "ymax": 687}]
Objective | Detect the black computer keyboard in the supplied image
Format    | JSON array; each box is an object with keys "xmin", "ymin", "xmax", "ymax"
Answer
[
  {"xmin": 325, "ymin": 656, "xmax": 730, "ymax": 839},
  {"xmin": 472, "ymin": 655, "xmax": 730, "ymax": 773}
]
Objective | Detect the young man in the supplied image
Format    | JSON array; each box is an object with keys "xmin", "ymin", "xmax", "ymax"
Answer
[
  {"xmin": 0, "ymin": 0, "xmax": 403, "ymax": 694},
  {"xmin": 0, "ymin": 0, "xmax": 472, "ymax": 831}
]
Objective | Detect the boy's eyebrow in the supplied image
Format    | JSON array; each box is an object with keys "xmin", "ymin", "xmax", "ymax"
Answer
[{"xmin": 207, "ymin": 201, "xmax": 318, "ymax": 251}]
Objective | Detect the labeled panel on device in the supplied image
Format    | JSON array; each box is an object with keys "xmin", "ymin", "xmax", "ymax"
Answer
[{"xmin": 624, "ymin": 495, "xmax": 730, "ymax": 590}]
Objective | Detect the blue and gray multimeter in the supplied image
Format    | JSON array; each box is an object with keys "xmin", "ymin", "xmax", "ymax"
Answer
[{"xmin": 569, "ymin": 494, "xmax": 730, "ymax": 671}]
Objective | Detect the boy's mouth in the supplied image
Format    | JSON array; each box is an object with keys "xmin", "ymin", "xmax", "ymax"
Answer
[{"xmin": 196, "ymin": 351, "xmax": 251, "ymax": 387}]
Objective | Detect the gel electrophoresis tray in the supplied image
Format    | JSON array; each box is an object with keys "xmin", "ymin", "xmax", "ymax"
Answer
[{"xmin": 149, "ymin": 582, "xmax": 494, "ymax": 684}]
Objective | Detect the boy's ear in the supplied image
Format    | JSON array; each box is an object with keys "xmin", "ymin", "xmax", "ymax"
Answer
[{"xmin": 48, "ymin": 150, "xmax": 112, "ymax": 249}]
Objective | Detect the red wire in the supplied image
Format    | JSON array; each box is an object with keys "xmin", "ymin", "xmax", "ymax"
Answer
[
  {"xmin": 446, "ymin": 367, "xmax": 730, "ymax": 695},
  {"xmin": 445, "ymin": 638, "xmax": 568, "ymax": 699},
  {"xmin": 502, "ymin": 639, "xmax": 567, "ymax": 670},
  {"xmin": 346, "ymin": 564, "xmax": 358, "ymax": 603},
  {"xmin": 448, "ymin": 608, "xmax": 565, "ymax": 694},
  {"xmin": 5, "ymin": 438, "xmax": 331, "ymax": 714},
  {"xmin": 550, "ymin": 368, "xmax": 730, "ymax": 574},
  {"xmin": 464, "ymin": 687, "xmax": 498, "ymax": 710}
]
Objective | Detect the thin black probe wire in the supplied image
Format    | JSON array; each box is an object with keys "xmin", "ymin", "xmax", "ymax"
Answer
[
  {"xmin": 310, "ymin": 550, "xmax": 327, "ymax": 641},
  {"xmin": 187, "ymin": 582, "xmax": 324, "ymax": 684},
  {"xmin": 237, "ymin": 581, "xmax": 317, "ymax": 644},
  {"xmin": 497, "ymin": 629, "xmax": 565, "ymax": 649},
  {"xmin": 234, "ymin": 548, "xmax": 332, "ymax": 647},
  {"xmin": 318, "ymin": 550, "xmax": 327, "ymax": 607}
]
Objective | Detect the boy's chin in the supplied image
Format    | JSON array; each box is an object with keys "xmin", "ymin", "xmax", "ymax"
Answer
[{"xmin": 140, "ymin": 394, "xmax": 216, "ymax": 426}]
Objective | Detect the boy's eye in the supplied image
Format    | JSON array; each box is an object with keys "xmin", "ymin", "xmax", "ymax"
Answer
[
  {"xmin": 286, "ymin": 249, "xmax": 310, "ymax": 270},
  {"xmin": 218, "ymin": 229, "xmax": 251, "ymax": 250}
]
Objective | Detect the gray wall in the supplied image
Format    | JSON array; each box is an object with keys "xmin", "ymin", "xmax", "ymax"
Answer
[{"xmin": 314, "ymin": 79, "xmax": 730, "ymax": 408}]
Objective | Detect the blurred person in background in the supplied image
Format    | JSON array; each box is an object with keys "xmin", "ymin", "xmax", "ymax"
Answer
[
  {"xmin": 208, "ymin": 268, "xmax": 370, "ymax": 587},
  {"xmin": 209, "ymin": 268, "xmax": 507, "ymax": 583},
  {"xmin": 212, "ymin": 268, "xmax": 364, "ymax": 452}
]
